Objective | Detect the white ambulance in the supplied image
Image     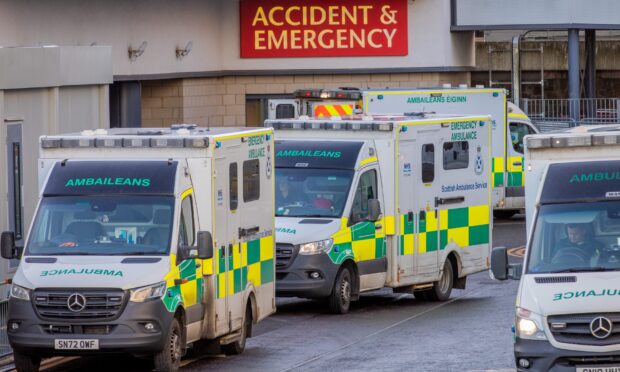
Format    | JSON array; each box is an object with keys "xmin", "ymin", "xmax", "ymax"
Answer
[
  {"xmin": 1, "ymin": 125, "xmax": 275, "ymax": 372},
  {"xmin": 492, "ymin": 126, "xmax": 620, "ymax": 371},
  {"xmin": 266, "ymin": 114, "xmax": 492, "ymax": 314},
  {"xmin": 363, "ymin": 87, "xmax": 538, "ymax": 219},
  {"xmin": 269, "ymin": 87, "xmax": 537, "ymax": 218}
]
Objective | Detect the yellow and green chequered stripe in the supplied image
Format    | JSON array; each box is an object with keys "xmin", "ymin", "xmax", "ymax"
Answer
[
  {"xmin": 215, "ymin": 235, "xmax": 274, "ymax": 299},
  {"xmin": 415, "ymin": 205, "xmax": 490, "ymax": 253},
  {"xmin": 329, "ymin": 218, "xmax": 386, "ymax": 264},
  {"xmin": 492, "ymin": 156, "xmax": 525, "ymax": 187},
  {"xmin": 399, "ymin": 214, "xmax": 414, "ymax": 255},
  {"xmin": 491, "ymin": 157, "xmax": 504, "ymax": 187},
  {"xmin": 163, "ymin": 255, "xmax": 207, "ymax": 312},
  {"xmin": 507, "ymin": 156, "xmax": 524, "ymax": 187}
]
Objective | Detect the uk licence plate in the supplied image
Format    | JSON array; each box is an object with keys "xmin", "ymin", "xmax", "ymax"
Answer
[
  {"xmin": 577, "ymin": 366, "xmax": 620, "ymax": 372},
  {"xmin": 54, "ymin": 339, "xmax": 99, "ymax": 350}
]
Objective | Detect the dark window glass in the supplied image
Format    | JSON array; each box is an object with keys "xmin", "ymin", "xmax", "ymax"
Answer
[
  {"xmin": 422, "ymin": 144, "xmax": 435, "ymax": 183},
  {"xmin": 510, "ymin": 123, "xmax": 536, "ymax": 154},
  {"xmin": 243, "ymin": 159, "xmax": 260, "ymax": 203},
  {"xmin": 276, "ymin": 104, "xmax": 296, "ymax": 119},
  {"xmin": 179, "ymin": 195, "xmax": 195, "ymax": 246},
  {"xmin": 12, "ymin": 143, "xmax": 23, "ymax": 240},
  {"xmin": 229, "ymin": 163, "xmax": 238, "ymax": 210},
  {"xmin": 350, "ymin": 170, "xmax": 377, "ymax": 225},
  {"xmin": 443, "ymin": 141, "xmax": 470, "ymax": 170}
]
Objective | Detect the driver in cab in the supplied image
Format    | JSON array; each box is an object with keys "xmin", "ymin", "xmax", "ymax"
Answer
[
  {"xmin": 276, "ymin": 179, "xmax": 307, "ymax": 207},
  {"xmin": 553, "ymin": 223, "xmax": 604, "ymax": 265}
]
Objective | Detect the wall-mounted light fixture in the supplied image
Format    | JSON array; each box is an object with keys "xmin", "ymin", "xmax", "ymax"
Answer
[
  {"xmin": 176, "ymin": 41, "xmax": 193, "ymax": 59},
  {"xmin": 128, "ymin": 41, "xmax": 147, "ymax": 61}
]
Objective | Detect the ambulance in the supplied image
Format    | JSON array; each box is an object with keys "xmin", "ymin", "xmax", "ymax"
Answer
[
  {"xmin": 1, "ymin": 125, "xmax": 275, "ymax": 372},
  {"xmin": 492, "ymin": 126, "xmax": 620, "ymax": 371},
  {"xmin": 269, "ymin": 87, "xmax": 538, "ymax": 218},
  {"xmin": 266, "ymin": 113, "xmax": 493, "ymax": 314}
]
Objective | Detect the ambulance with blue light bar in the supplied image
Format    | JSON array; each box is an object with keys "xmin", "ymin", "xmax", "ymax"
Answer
[
  {"xmin": 270, "ymin": 87, "xmax": 537, "ymax": 219},
  {"xmin": 492, "ymin": 126, "xmax": 620, "ymax": 371},
  {"xmin": 1, "ymin": 125, "xmax": 275, "ymax": 372},
  {"xmin": 266, "ymin": 113, "xmax": 493, "ymax": 314}
]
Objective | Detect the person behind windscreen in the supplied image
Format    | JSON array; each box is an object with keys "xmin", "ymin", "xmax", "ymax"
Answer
[{"xmin": 553, "ymin": 223, "xmax": 603, "ymax": 265}]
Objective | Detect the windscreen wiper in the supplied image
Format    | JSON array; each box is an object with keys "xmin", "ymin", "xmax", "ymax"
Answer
[{"xmin": 554, "ymin": 266, "xmax": 619, "ymax": 273}]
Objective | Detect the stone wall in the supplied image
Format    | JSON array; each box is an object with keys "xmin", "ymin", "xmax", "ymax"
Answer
[{"xmin": 141, "ymin": 72, "xmax": 471, "ymax": 128}]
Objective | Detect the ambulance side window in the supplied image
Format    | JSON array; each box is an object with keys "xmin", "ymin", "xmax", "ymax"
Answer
[
  {"xmin": 443, "ymin": 141, "xmax": 469, "ymax": 170},
  {"xmin": 178, "ymin": 196, "xmax": 195, "ymax": 246},
  {"xmin": 421, "ymin": 144, "xmax": 435, "ymax": 183},
  {"xmin": 350, "ymin": 170, "xmax": 377, "ymax": 225},
  {"xmin": 509, "ymin": 122, "xmax": 536, "ymax": 154},
  {"xmin": 229, "ymin": 163, "xmax": 238, "ymax": 211},
  {"xmin": 243, "ymin": 159, "xmax": 260, "ymax": 203}
]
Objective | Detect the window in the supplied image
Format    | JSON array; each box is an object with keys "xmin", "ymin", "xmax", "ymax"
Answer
[
  {"xmin": 179, "ymin": 195, "xmax": 195, "ymax": 246},
  {"xmin": 243, "ymin": 159, "xmax": 260, "ymax": 202},
  {"xmin": 443, "ymin": 141, "xmax": 470, "ymax": 170},
  {"xmin": 350, "ymin": 170, "xmax": 377, "ymax": 225},
  {"xmin": 276, "ymin": 104, "xmax": 296, "ymax": 119},
  {"xmin": 421, "ymin": 144, "xmax": 435, "ymax": 183},
  {"xmin": 510, "ymin": 122, "xmax": 536, "ymax": 154},
  {"xmin": 12, "ymin": 143, "xmax": 23, "ymax": 240},
  {"xmin": 229, "ymin": 163, "xmax": 238, "ymax": 210}
]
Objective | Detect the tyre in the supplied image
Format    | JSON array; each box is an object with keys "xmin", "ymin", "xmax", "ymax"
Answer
[
  {"xmin": 154, "ymin": 317, "xmax": 183, "ymax": 372},
  {"xmin": 426, "ymin": 259, "xmax": 454, "ymax": 302},
  {"xmin": 327, "ymin": 266, "xmax": 353, "ymax": 314},
  {"xmin": 222, "ymin": 304, "xmax": 252, "ymax": 355},
  {"xmin": 493, "ymin": 210, "xmax": 517, "ymax": 220},
  {"xmin": 13, "ymin": 351, "xmax": 41, "ymax": 372}
]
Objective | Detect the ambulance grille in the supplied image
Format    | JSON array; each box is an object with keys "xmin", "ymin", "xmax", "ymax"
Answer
[
  {"xmin": 534, "ymin": 276, "xmax": 576, "ymax": 284},
  {"xmin": 275, "ymin": 243, "xmax": 297, "ymax": 270},
  {"xmin": 33, "ymin": 289, "xmax": 125, "ymax": 320},
  {"xmin": 548, "ymin": 313, "xmax": 620, "ymax": 346}
]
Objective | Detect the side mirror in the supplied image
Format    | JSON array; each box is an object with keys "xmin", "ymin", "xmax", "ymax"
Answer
[
  {"xmin": 1, "ymin": 232, "xmax": 16, "ymax": 260},
  {"xmin": 368, "ymin": 199, "xmax": 382, "ymax": 222},
  {"xmin": 490, "ymin": 246, "xmax": 509, "ymax": 280},
  {"xmin": 197, "ymin": 231, "xmax": 213, "ymax": 260}
]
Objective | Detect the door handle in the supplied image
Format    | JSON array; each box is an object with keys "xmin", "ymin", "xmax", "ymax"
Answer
[
  {"xmin": 436, "ymin": 196, "xmax": 465, "ymax": 206},
  {"xmin": 512, "ymin": 161, "xmax": 523, "ymax": 167},
  {"xmin": 239, "ymin": 226, "xmax": 260, "ymax": 238},
  {"xmin": 375, "ymin": 224, "xmax": 383, "ymax": 230}
]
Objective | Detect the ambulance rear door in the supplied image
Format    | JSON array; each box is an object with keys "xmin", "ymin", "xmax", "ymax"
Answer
[
  {"xmin": 268, "ymin": 99, "xmax": 299, "ymax": 120},
  {"xmin": 411, "ymin": 126, "xmax": 441, "ymax": 280}
]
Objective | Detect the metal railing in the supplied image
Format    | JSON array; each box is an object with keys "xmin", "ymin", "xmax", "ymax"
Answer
[
  {"xmin": 522, "ymin": 98, "xmax": 620, "ymax": 127},
  {"xmin": 0, "ymin": 300, "xmax": 11, "ymax": 357}
]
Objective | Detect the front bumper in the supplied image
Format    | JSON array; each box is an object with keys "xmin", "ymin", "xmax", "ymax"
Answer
[
  {"xmin": 515, "ymin": 338, "xmax": 620, "ymax": 372},
  {"xmin": 7, "ymin": 296, "xmax": 173, "ymax": 357},
  {"xmin": 276, "ymin": 251, "xmax": 340, "ymax": 299}
]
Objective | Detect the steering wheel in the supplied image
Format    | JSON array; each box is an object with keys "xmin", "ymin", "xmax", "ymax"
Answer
[{"xmin": 551, "ymin": 247, "xmax": 590, "ymax": 266}]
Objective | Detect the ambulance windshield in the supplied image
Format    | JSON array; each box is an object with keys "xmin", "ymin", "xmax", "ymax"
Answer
[
  {"xmin": 527, "ymin": 201, "xmax": 620, "ymax": 274},
  {"xmin": 275, "ymin": 168, "xmax": 353, "ymax": 218},
  {"xmin": 26, "ymin": 196, "xmax": 174, "ymax": 256}
]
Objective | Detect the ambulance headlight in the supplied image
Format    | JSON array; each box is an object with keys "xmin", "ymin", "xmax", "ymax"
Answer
[
  {"xmin": 10, "ymin": 284, "xmax": 31, "ymax": 301},
  {"xmin": 516, "ymin": 307, "xmax": 547, "ymax": 340},
  {"xmin": 130, "ymin": 282, "xmax": 166, "ymax": 303},
  {"xmin": 299, "ymin": 239, "xmax": 333, "ymax": 255}
]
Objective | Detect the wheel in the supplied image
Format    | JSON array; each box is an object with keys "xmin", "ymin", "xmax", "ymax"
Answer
[
  {"xmin": 13, "ymin": 351, "xmax": 41, "ymax": 372},
  {"xmin": 327, "ymin": 266, "xmax": 352, "ymax": 314},
  {"xmin": 493, "ymin": 210, "xmax": 517, "ymax": 219},
  {"xmin": 154, "ymin": 317, "xmax": 183, "ymax": 372},
  {"xmin": 222, "ymin": 304, "xmax": 252, "ymax": 355},
  {"xmin": 426, "ymin": 259, "xmax": 454, "ymax": 302}
]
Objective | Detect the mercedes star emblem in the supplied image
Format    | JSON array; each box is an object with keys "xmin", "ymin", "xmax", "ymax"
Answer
[
  {"xmin": 67, "ymin": 293, "xmax": 87, "ymax": 312},
  {"xmin": 590, "ymin": 316, "xmax": 613, "ymax": 339}
]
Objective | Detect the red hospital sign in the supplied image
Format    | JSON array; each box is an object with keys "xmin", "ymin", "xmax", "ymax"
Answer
[{"xmin": 240, "ymin": 0, "xmax": 409, "ymax": 58}]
